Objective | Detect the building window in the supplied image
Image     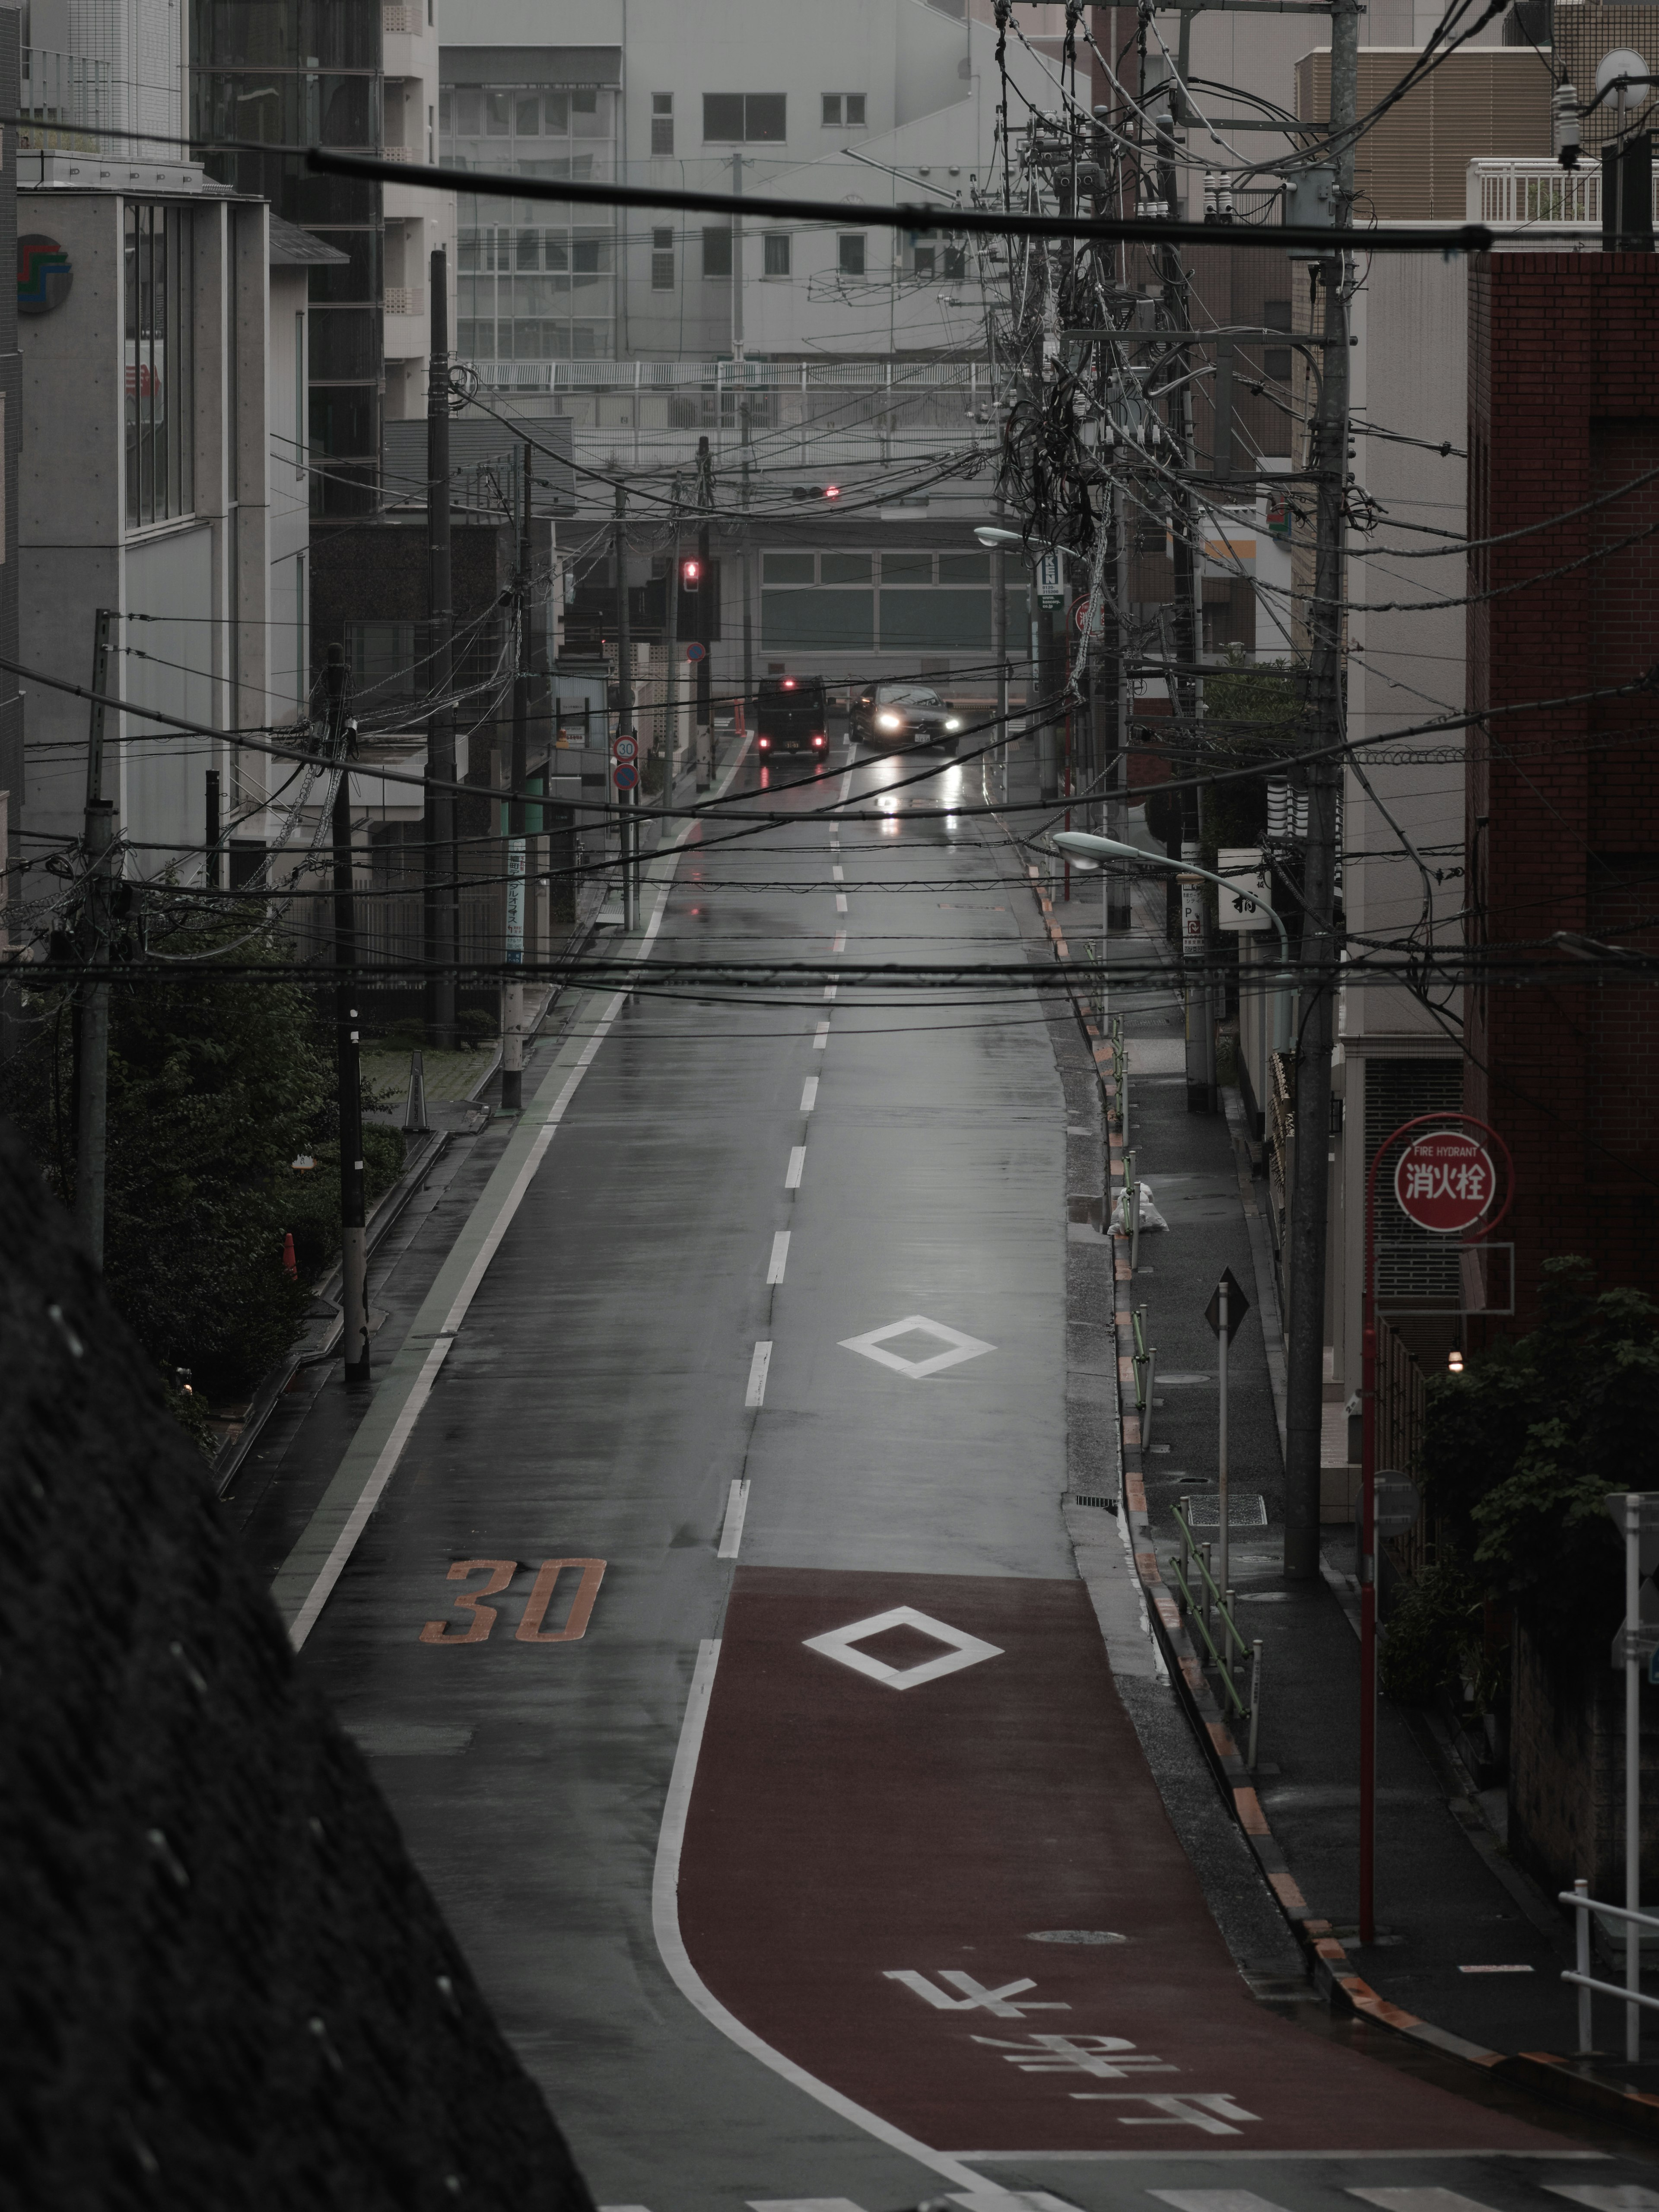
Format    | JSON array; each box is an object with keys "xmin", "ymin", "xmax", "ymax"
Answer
[
  {"xmin": 838, "ymin": 232, "xmax": 865, "ymax": 277},
  {"xmin": 942, "ymin": 243, "xmax": 966, "ymax": 280},
  {"xmin": 702, "ymin": 92, "xmax": 785, "ymax": 142},
  {"xmin": 913, "ymin": 243, "xmax": 935, "ymax": 280},
  {"xmin": 763, "ymin": 231, "xmax": 791, "ymax": 276},
  {"xmin": 703, "ymin": 226, "xmax": 733, "ymax": 278},
  {"xmin": 652, "ymin": 92, "xmax": 673, "ymax": 156},
  {"xmin": 822, "ymin": 93, "xmax": 865, "ymax": 127},
  {"xmin": 652, "ymin": 227, "xmax": 675, "ymax": 289},
  {"xmin": 125, "ymin": 201, "xmax": 194, "ymax": 528}
]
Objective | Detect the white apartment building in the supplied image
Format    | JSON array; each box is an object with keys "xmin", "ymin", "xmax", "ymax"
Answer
[{"xmin": 19, "ymin": 163, "xmax": 335, "ymax": 887}]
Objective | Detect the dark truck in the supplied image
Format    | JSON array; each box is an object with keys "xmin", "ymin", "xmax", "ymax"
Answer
[{"xmin": 754, "ymin": 676, "xmax": 830, "ymax": 765}]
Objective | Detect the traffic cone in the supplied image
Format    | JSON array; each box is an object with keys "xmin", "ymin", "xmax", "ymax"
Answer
[{"xmin": 283, "ymin": 1231, "xmax": 298, "ymax": 1280}]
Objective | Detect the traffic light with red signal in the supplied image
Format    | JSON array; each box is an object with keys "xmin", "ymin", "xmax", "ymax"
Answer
[
  {"xmin": 680, "ymin": 555, "xmax": 703, "ymax": 588},
  {"xmin": 791, "ymin": 483, "xmax": 841, "ymax": 502}
]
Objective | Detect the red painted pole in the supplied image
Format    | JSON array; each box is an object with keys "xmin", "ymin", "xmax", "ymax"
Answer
[{"xmin": 1360, "ymin": 1177, "xmax": 1378, "ymax": 1944}]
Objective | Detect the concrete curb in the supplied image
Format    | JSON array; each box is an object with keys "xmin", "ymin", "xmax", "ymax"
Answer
[{"xmin": 1011, "ymin": 856, "xmax": 1659, "ymax": 2142}]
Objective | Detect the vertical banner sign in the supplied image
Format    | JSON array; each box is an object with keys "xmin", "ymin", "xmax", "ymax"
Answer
[
  {"xmin": 1179, "ymin": 877, "xmax": 1206, "ymax": 960},
  {"xmin": 505, "ymin": 838, "xmax": 525, "ymax": 965},
  {"xmin": 1036, "ymin": 550, "xmax": 1063, "ymax": 609}
]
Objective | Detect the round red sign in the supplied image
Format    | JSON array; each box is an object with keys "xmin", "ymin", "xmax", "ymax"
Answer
[{"xmin": 1393, "ymin": 1129, "xmax": 1497, "ymax": 1235}]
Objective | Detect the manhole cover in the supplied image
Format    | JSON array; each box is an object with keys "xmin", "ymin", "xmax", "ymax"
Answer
[{"xmin": 1026, "ymin": 1929, "xmax": 1128, "ymax": 1945}]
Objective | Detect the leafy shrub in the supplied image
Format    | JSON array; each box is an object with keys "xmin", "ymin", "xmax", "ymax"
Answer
[{"xmin": 1421, "ymin": 1257, "xmax": 1659, "ymax": 1659}]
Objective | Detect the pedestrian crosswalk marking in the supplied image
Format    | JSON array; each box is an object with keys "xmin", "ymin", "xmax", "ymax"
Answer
[
  {"xmin": 1152, "ymin": 2193, "xmax": 1289, "ymax": 2212},
  {"xmin": 1352, "ymin": 2192, "xmax": 1513, "ymax": 2212},
  {"xmin": 1548, "ymin": 2193, "xmax": 1659, "ymax": 2212}
]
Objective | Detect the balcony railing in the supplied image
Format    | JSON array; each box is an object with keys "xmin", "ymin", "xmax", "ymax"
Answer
[
  {"xmin": 383, "ymin": 4, "xmax": 422, "ymax": 32},
  {"xmin": 384, "ymin": 287, "xmax": 426, "ymax": 315},
  {"xmin": 1467, "ymin": 158, "xmax": 1599, "ymax": 227},
  {"xmin": 20, "ymin": 47, "xmax": 114, "ymax": 141}
]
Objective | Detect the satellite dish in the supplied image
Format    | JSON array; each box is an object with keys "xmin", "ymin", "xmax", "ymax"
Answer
[{"xmin": 1597, "ymin": 47, "xmax": 1650, "ymax": 110}]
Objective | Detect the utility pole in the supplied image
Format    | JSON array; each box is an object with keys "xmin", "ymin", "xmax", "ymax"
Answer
[
  {"xmin": 502, "ymin": 439, "xmax": 532, "ymax": 1112},
  {"xmin": 204, "ymin": 768, "xmax": 222, "ymax": 890},
  {"xmin": 1284, "ymin": 0, "xmax": 1360, "ymax": 1581},
  {"xmin": 426, "ymin": 244, "xmax": 458, "ymax": 1050},
  {"xmin": 73, "ymin": 607, "xmax": 116, "ymax": 1266},
  {"xmin": 664, "ymin": 478, "xmax": 681, "ymax": 827},
  {"xmin": 615, "ymin": 481, "xmax": 638, "ymax": 931},
  {"xmin": 325, "ymin": 642, "xmax": 370, "ymax": 1386},
  {"xmin": 989, "ymin": 495, "xmax": 1008, "ymax": 801},
  {"xmin": 734, "ymin": 151, "xmax": 754, "ymax": 745},
  {"xmin": 695, "ymin": 434, "xmax": 713, "ymax": 776}
]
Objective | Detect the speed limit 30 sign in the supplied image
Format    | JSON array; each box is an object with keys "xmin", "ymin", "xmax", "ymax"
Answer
[{"xmin": 1394, "ymin": 1129, "xmax": 1497, "ymax": 1235}]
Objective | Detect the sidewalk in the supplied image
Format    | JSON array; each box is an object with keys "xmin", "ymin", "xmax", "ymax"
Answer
[{"xmin": 1021, "ymin": 849, "xmax": 1659, "ymax": 2128}]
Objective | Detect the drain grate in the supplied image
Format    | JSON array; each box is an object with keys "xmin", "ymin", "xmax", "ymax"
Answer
[
  {"xmin": 1182, "ymin": 1492, "xmax": 1268, "ymax": 1528},
  {"xmin": 1071, "ymin": 1494, "xmax": 1118, "ymax": 1510}
]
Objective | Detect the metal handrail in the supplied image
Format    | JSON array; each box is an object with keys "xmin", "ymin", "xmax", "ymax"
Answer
[
  {"xmin": 1560, "ymin": 1881, "xmax": 1659, "ymax": 2056},
  {"xmin": 1169, "ymin": 1500, "xmax": 1265, "ymax": 1765}
]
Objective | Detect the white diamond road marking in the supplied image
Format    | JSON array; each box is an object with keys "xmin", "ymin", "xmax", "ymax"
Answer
[
  {"xmin": 804, "ymin": 1605, "xmax": 1003, "ymax": 1690},
  {"xmin": 839, "ymin": 1313, "xmax": 996, "ymax": 1379}
]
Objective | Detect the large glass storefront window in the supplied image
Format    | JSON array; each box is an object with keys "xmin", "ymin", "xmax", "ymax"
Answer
[
  {"xmin": 441, "ymin": 79, "xmax": 618, "ymax": 373},
  {"xmin": 125, "ymin": 203, "xmax": 194, "ymax": 528}
]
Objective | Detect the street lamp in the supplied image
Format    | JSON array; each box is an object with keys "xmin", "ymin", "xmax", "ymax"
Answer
[
  {"xmin": 975, "ymin": 523, "xmax": 1062, "ymax": 555},
  {"xmin": 1052, "ymin": 830, "xmax": 1292, "ymax": 1052}
]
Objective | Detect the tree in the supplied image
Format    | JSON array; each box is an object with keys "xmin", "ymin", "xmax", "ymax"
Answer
[
  {"xmin": 3, "ymin": 908, "xmax": 327, "ymax": 1400},
  {"xmin": 1419, "ymin": 1257, "xmax": 1659, "ymax": 1658}
]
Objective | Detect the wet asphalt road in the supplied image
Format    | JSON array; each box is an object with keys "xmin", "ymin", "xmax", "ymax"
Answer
[{"xmin": 237, "ymin": 741, "xmax": 1659, "ymax": 2211}]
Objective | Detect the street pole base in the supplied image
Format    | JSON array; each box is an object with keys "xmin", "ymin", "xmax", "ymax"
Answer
[{"xmin": 500, "ymin": 1068, "xmax": 522, "ymax": 1113}]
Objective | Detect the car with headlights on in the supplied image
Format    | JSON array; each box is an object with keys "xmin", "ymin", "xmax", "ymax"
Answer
[{"xmin": 851, "ymin": 682, "xmax": 964, "ymax": 754}]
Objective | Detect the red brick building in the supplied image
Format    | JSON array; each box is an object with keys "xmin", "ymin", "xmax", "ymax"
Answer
[{"xmin": 1466, "ymin": 253, "xmax": 1659, "ymax": 1325}]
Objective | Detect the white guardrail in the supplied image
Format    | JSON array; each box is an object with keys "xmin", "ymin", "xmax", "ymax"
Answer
[{"xmin": 1467, "ymin": 159, "xmax": 1600, "ymax": 227}]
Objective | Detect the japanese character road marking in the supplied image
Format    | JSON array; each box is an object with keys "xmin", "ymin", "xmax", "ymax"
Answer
[
  {"xmin": 883, "ymin": 1970, "xmax": 1069, "ymax": 2017},
  {"xmin": 1071, "ymin": 2091, "xmax": 1261, "ymax": 2135},
  {"xmin": 972, "ymin": 2033, "xmax": 1175, "ymax": 2077}
]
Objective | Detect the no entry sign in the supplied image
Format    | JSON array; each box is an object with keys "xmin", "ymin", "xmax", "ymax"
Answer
[{"xmin": 1393, "ymin": 1129, "xmax": 1497, "ymax": 1235}]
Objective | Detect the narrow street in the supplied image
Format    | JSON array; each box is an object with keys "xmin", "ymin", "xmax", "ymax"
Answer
[{"xmin": 232, "ymin": 739, "xmax": 1640, "ymax": 2211}]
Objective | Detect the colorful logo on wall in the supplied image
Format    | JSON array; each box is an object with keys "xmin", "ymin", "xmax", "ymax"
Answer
[{"xmin": 18, "ymin": 235, "xmax": 72, "ymax": 315}]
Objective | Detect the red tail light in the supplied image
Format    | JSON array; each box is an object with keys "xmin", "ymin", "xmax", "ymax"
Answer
[
  {"xmin": 758, "ymin": 735, "xmax": 771, "ymax": 749},
  {"xmin": 812, "ymin": 733, "xmax": 826, "ymax": 747}
]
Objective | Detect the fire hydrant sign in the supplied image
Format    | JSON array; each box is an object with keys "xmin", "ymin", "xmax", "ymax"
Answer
[{"xmin": 1393, "ymin": 1129, "xmax": 1497, "ymax": 1235}]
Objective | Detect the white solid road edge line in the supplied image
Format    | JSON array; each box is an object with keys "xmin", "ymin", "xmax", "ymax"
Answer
[
  {"xmin": 717, "ymin": 1479, "xmax": 750, "ymax": 1560},
  {"xmin": 768, "ymin": 1230, "xmax": 791, "ymax": 1283},
  {"xmin": 785, "ymin": 1146, "xmax": 806, "ymax": 1191},
  {"xmin": 745, "ymin": 1340, "xmax": 773, "ymax": 1407},
  {"xmin": 278, "ymin": 737, "xmax": 756, "ymax": 1650},
  {"xmin": 650, "ymin": 1640, "xmax": 984, "ymax": 2192}
]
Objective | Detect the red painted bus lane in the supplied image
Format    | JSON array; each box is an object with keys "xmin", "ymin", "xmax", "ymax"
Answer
[{"xmin": 676, "ymin": 1567, "xmax": 1563, "ymax": 2156}]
